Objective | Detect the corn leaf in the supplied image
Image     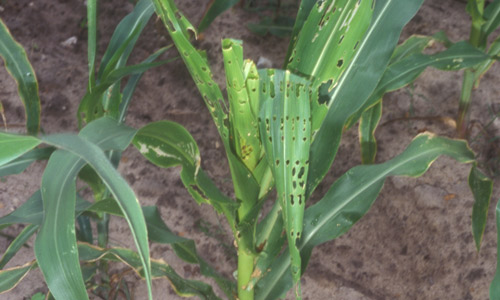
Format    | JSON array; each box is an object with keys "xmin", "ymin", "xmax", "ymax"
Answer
[
  {"xmin": 0, "ymin": 224, "xmax": 38, "ymax": 269},
  {"xmin": 469, "ymin": 164, "xmax": 493, "ymax": 251},
  {"xmin": 247, "ymin": 16, "xmax": 295, "ymax": 38},
  {"xmin": 389, "ymin": 34, "xmax": 434, "ymax": 64},
  {"xmin": 491, "ymin": 198, "xmax": 500, "ymax": 299},
  {"xmin": 0, "ymin": 18, "xmax": 40, "ymax": 134},
  {"xmin": 306, "ymin": 0, "xmax": 428, "ymax": 198},
  {"xmin": 133, "ymin": 121, "xmax": 238, "ymax": 232},
  {"xmin": 0, "ymin": 190, "xmax": 91, "ymax": 226},
  {"xmin": 87, "ymin": 0, "xmax": 97, "ymax": 90},
  {"xmin": 153, "ymin": 0, "xmax": 260, "ymax": 224},
  {"xmin": 258, "ymin": 69, "xmax": 312, "ymax": 297},
  {"xmin": 255, "ymin": 133, "xmax": 475, "ymax": 299},
  {"xmin": 79, "ymin": 0, "xmax": 156, "ymax": 125},
  {"xmin": 223, "ymin": 39, "xmax": 261, "ymax": 171},
  {"xmin": 0, "ymin": 133, "xmax": 40, "ymax": 166},
  {"xmin": 198, "ymin": 0, "xmax": 239, "ymax": 33},
  {"xmin": 33, "ymin": 118, "xmax": 151, "ymax": 300},
  {"xmin": 349, "ymin": 40, "xmax": 490, "ymax": 129},
  {"xmin": 0, "ymin": 147, "xmax": 54, "ymax": 177},
  {"xmin": 153, "ymin": 0, "xmax": 229, "ymax": 147},
  {"xmin": 286, "ymin": 0, "xmax": 373, "ymax": 90},
  {"xmin": 359, "ymin": 100, "xmax": 382, "ymax": 164},
  {"xmin": 0, "ymin": 261, "xmax": 36, "ymax": 294},
  {"xmin": 483, "ymin": 0, "xmax": 500, "ymax": 36},
  {"xmin": 284, "ymin": 0, "xmax": 317, "ymax": 65}
]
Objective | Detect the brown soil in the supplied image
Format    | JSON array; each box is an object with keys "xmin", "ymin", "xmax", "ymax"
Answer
[{"xmin": 1, "ymin": 0, "xmax": 499, "ymax": 299}]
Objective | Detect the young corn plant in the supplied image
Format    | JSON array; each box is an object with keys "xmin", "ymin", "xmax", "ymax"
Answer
[
  {"xmin": 139, "ymin": 0, "xmax": 494, "ymax": 299},
  {"xmin": 0, "ymin": 1, "xmax": 231, "ymax": 299}
]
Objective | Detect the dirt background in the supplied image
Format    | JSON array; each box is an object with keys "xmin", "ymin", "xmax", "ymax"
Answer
[{"xmin": 1, "ymin": 0, "xmax": 500, "ymax": 299}]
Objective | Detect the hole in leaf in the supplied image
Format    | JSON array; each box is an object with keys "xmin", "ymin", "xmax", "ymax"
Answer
[
  {"xmin": 298, "ymin": 167, "xmax": 305, "ymax": 179},
  {"xmin": 286, "ymin": 160, "xmax": 290, "ymax": 165},
  {"xmin": 338, "ymin": 35, "xmax": 344, "ymax": 44},
  {"xmin": 268, "ymin": 136, "xmax": 272, "ymax": 143},
  {"xmin": 276, "ymin": 159, "xmax": 280, "ymax": 166},
  {"xmin": 298, "ymin": 195, "xmax": 302, "ymax": 205},
  {"xmin": 337, "ymin": 59, "xmax": 343, "ymax": 68},
  {"xmin": 290, "ymin": 195, "xmax": 294, "ymax": 205},
  {"xmin": 354, "ymin": 41, "xmax": 360, "ymax": 50},
  {"xmin": 296, "ymin": 160, "xmax": 300, "ymax": 165},
  {"xmin": 293, "ymin": 180, "xmax": 297, "ymax": 188}
]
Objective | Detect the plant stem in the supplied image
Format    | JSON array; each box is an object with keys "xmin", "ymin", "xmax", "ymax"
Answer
[
  {"xmin": 237, "ymin": 245, "xmax": 255, "ymax": 300},
  {"xmin": 236, "ymin": 199, "xmax": 256, "ymax": 300},
  {"xmin": 457, "ymin": 69, "xmax": 475, "ymax": 138}
]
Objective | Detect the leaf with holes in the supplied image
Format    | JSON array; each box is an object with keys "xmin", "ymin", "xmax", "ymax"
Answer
[
  {"xmin": 255, "ymin": 133, "xmax": 475, "ymax": 299},
  {"xmin": 258, "ymin": 69, "xmax": 312, "ymax": 297},
  {"xmin": 287, "ymin": 0, "xmax": 374, "ymax": 91}
]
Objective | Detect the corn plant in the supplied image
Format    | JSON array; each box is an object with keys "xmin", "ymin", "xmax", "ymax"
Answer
[
  {"xmin": 0, "ymin": 0, "xmax": 227, "ymax": 299},
  {"xmin": 0, "ymin": 0, "xmax": 497, "ymax": 300},
  {"xmin": 144, "ymin": 0, "xmax": 493, "ymax": 299}
]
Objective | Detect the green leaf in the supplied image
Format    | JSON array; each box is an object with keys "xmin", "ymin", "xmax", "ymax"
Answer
[
  {"xmin": 0, "ymin": 224, "xmax": 38, "ymax": 269},
  {"xmin": 0, "ymin": 133, "xmax": 40, "ymax": 166},
  {"xmin": 0, "ymin": 147, "xmax": 53, "ymax": 177},
  {"xmin": 97, "ymin": 0, "xmax": 155, "ymax": 79},
  {"xmin": 247, "ymin": 16, "xmax": 295, "ymax": 38},
  {"xmin": 30, "ymin": 292, "xmax": 46, "ymax": 300},
  {"xmin": 287, "ymin": 0, "xmax": 374, "ymax": 90},
  {"xmin": 469, "ymin": 164, "xmax": 493, "ymax": 251},
  {"xmin": 33, "ymin": 118, "xmax": 151, "ymax": 300},
  {"xmin": 249, "ymin": 200, "xmax": 285, "ymax": 291},
  {"xmin": 79, "ymin": 0, "xmax": 156, "ymax": 125},
  {"xmin": 133, "ymin": 121, "xmax": 238, "ymax": 231},
  {"xmin": 255, "ymin": 133, "xmax": 475, "ymax": 299},
  {"xmin": 222, "ymin": 39, "xmax": 261, "ymax": 171},
  {"xmin": 198, "ymin": 0, "xmax": 239, "ymax": 33},
  {"xmin": 0, "ymin": 18, "xmax": 41, "ymax": 134},
  {"xmin": 349, "ymin": 41, "xmax": 489, "ymax": 128},
  {"xmin": 389, "ymin": 34, "xmax": 434, "ymax": 64},
  {"xmin": 359, "ymin": 100, "xmax": 382, "ymax": 164},
  {"xmin": 77, "ymin": 243, "xmax": 221, "ymax": 300},
  {"xmin": 0, "ymin": 190, "xmax": 91, "ymax": 226},
  {"xmin": 474, "ymin": 35, "xmax": 500, "ymax": 84},
  {"xmin": 0, "ymin": 147, "xmax": 55, "ymax": 177},
  {"xmin": 153, "ymin": 0, "xmax": 230, "ymax": 149},
  {"xmin": 79, "ymin": 48, "xmax": 173, "ymax": 125},
  {"xmin": 483, "ymin": 0, "xmax": 500, "ymax": 36},
  {"xmin": 284, "ymin": 0, "xmax": 317, "ymax": 66},
  {"xmin": 491, "ymin": 197, "xmax": 500, "ymax": 299},
  {"xmin": 87, "ymin": 0, "xmax": 97, "ymax": 90},
  {"xmin": 305, "ymin": 0, "xmax": 428, "ymax": 198},
  {"xmin": 118, "ymin": 46, "xmax": 172, "ymax": 123},
  {"xmin": 0, "ymin": 261, "xmax": 36, "ymax": 293},
  {"xmin": 258, "ymin": 69, "xmax": 312, "ymax": 296}
]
